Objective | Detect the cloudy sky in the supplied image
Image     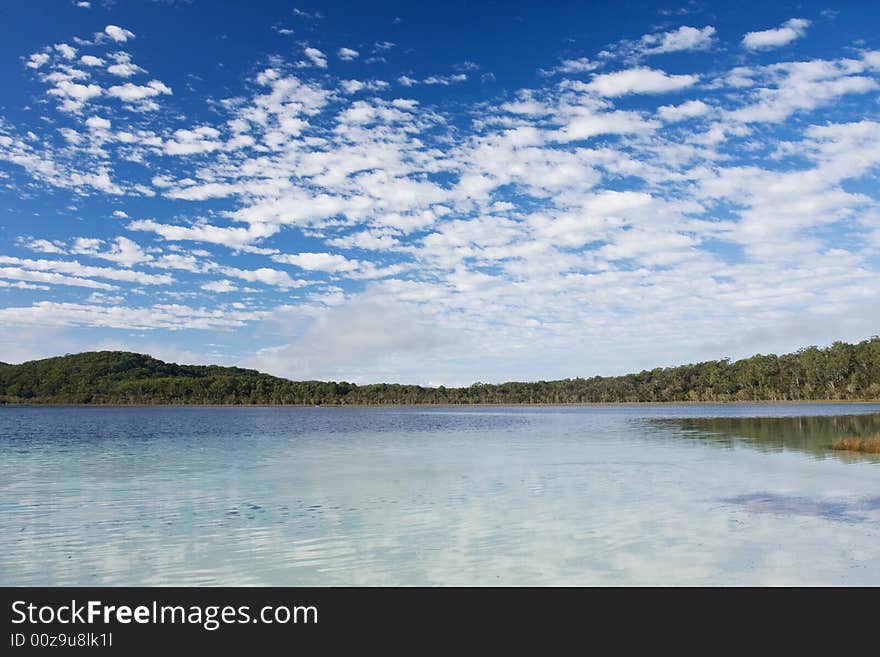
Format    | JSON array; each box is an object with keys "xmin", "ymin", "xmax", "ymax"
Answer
[{"xmin": 0, "ymin": 0, "xmax": 878, "ymax": 385}]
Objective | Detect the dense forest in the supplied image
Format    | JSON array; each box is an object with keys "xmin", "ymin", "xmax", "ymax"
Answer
[{"xmin": 0, "ymin": 337, "xmax": 879, "ymax": 405}]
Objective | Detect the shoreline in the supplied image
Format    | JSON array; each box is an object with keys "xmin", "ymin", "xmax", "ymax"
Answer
[{"xmin": 2, "ymin": 399, "xmax": 880, "ymax": 409}]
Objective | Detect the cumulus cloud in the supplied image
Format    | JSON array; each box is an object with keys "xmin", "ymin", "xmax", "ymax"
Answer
[
  {"xmin": 657, "ymin": 99, "xmax": 712, "ymax": 122},
  {"xmin": 18, "ymin": 238, "xmax": 64, "ymax": 254},
  {"xmin": 107, "ymin": 80, "xmax": 172, "ymax": 104},
  {"xmin": 424, "ymin": 73, "xmax": 467, "ymax": 86},
  {"xmin": 272, "ymin": 252, "xmax": 360, "ymax": 273},
  {"xmin": 54, "ymin": 43, "xmax": 77, "ymax": 60},
  {"xmin": 104, "ymin": 25, "xmax": 135, "ymax": 43},
  {"xmin": 723, "ymin": 59, "xmax": 878, "ymax": 125},
  {"xmin": 94, "ymin": 237, "xmax": 153, "ymax": 267},
  {"xmin": 127, "ymin": 219, "xmax": 279, "ymax": 249},
  {"xmin": 0, "ymin": 266, "xmax": 117, "ymax": 290},
  {"xmin": 107, "ymin": 61, "xmax": 145, "ymax": 78},
  {"xmin": 298, "ymin": 47, "xmax": 328, "ymax": 68},
  {"xmin": 26, "ymin": 52, "xmax": 50, "ymax": 69},
  {"xmin": 638, "ymin": 25, "xmax": 716, "ymax": 55},
  {"xmin": 0, "ymin": 255, "xmax": 171, "ymax": 285},
  {"xmin": 0, "ymin": 301, "xmax": 262, "ymax": 330},
  {"xmin": 585, "ymin": 67, "xmax": 699, "ymax": 96},
  {"xmin": 163, "ymin": 126, "xmax": 222, "ymax": 155},
  {"xmin": 46, "ymin": 80, "xmax": 103, "ymax": 112},
  {"xmin": 248, "ymin": 296, "xmax": 464, "ymax": 382},
  {"xmin": 337, "ymin": 47, "xmax": 359, "ymax": 60},
  {"xmin": 0, "ymin": 280, "xmax": 48, "ymax": 290},
  {"xmin": 85, "ymin": 115, "xmax": 111, "ymax": 131},
  {"xmin": 551, "ymin": 108, "xmax": 656, "ymax": 141},
  {"xmin": 542, "ymin": 57, "xmax": 599, "ymax": 76},
  {"xmin": 864, "ymin": 50, "xmax": 880, "ymax": 71},
  {"xmin": 5, "ymin": 14, "xmax": 880, "ymax": 385},
  {"xmin": 398, "ymin": 73, "xmax": 467, "ymax": 86},
  {"xmin": 220, "ymin": 266, "xmax": 308, "ymax": 289},
  {"xmin": 742, "ymin": 18, "xmax": 810, "ymax": 51},
  {"xmin": 339, "ymin": 79, "xmax": 389, "ymax": 94},
  {"xmin": 201, "ymin": 279, "xmax": 238, "ymax": 293}
]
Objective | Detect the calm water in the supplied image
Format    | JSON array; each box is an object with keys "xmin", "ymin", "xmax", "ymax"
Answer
[{"xmin": 2, "ymin": 403, "xmax": 880, "ymax": 586}]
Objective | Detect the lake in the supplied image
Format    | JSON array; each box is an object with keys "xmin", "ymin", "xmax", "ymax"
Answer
[{"xmin": 1, "ymin": 403, "xmax": 879, "ymax": 586}]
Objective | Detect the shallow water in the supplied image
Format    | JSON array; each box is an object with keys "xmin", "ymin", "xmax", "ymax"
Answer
[{"xmin": 1, "ymin": 403, "xmax": 879, "ymax": 585}]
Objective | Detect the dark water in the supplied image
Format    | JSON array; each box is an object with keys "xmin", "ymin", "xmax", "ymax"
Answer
[{"xmin": 1, "ymin": 403, "xmax": 879, "ymax": 585}]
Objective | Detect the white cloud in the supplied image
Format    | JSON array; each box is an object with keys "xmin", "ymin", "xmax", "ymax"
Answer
[
  {"xmin": 0, "ymin": 267, "xmax": 116, "ymax": 290},
  {"xmin": 163, "ymin": 126, "xmax": 222, "ymax": 155},
  {"xmin": 0, "ymin": 301, "xmax": 263, "ymax": 330},
  {"xmin": 106, "ymin": 80, "xmax": 172, "ymax": 105},
  {"xmin": 127, "ymin": 219, "xmax": 279, "ymax": 249},
  {"xmin": 338, "ymin": 47, "xmax": 359, "ymax": 61},
  {"xmin": 327, "ymin": 230, "xmax": 400, "ymax": 251},
  {"xmin": 639, "ymin": 25, "xmax": 716, "ymax": 55},
  {"xmin": 94, "ymin": 237, "xmax": 154, "ymax": 267},
  {"xmin": 85, "ymin": 115, "xmax": 111, "ymax": 131},
  {"xmin": 543, "ymin": 57, "xmax": 599, "ymax": 76},
  {"xmin": 18, "ymin": 238, "xmax": 64, "ymax": 254},
  {"xmin": 220, "ymin": 266, "xmax": 309, "ymax": 289},
  {"xmin": 104, "ymin": 25, "xmax": 135, "ymax": 43},
  {"xmin": 551, "ymin": 108, "xmax": 657, "ymax": 142},
  {"xmin": 724, "ymin": 59, "xmax": 878, "ymax": 125},
  {"xmin": 248, "ymin": 296, "xmax": 462, "ymax": 382},
  {"xmin": 0, "ymin": 255, "xmax": 171, "ymax": 285},
  {"xmin": 399, "ymin": 73, "xmax": 467, "ymax": 86},
  {"xmin": 586, "ymin": 67, "xmax": 699, "ymax": 96},
  {"xmin": 107, "ymin": 61, "xmax": 145, "ymax": 78},
  {"xmin": 299, "ymin": 47, "xmax": 328, "ymax": 68},
  {"xmin": 201, "ymin": 279, "xmax": 238, "ymax": 293},
  {"xmin": 70, "ymin": 237, "xmax": 103, "ymax": 253},
  {"xmin": 149, "ymin": 253, "xmax": 207, "ymax": 273},
  {"xmin": 742, "ymin": 18, "xmax": 810, "ymax": 51},
  {"xmin": 272, "ymin": 252, "xmax": 360, "ymax": 273},
  {"xmin": 424, "ymin": 74, "xmax": 467, "ymax": 86},
  {"xmin": 292, "ymin": 7, "xmax": 323, "ymax": 19},
  {"xmin": 658, "ymin": 99, "xmax": 711, "ymax": 122},
  {"xmin": 864, "ymin": 51, "xmax": 880, "ymax": 71},
  {"xmin": 26, "ymin": 52, "xmax": 50, "ymax": 69},
  {"xmin": 0, "ymin": 126, "xmax": 128, "ymax": 193},
  {"xmin": 7, "ymin": 18, "xmax": 880, "ymax": 385},
  {"xmin": 47, "ymin": 80, "xmax": 103, "ymax": 112},
  {"xmin": 54, "ymin": 43, "xmax": 77, "ymax": 60},
  {"xmin": 0, "ymin": 280, "xmax": 48, "ymax": 290},
  {"xmin": 339, "ymin": 79, "xmax": 389, "ymax": 94}
]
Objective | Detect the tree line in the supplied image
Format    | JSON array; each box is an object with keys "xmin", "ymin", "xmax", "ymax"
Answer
[{"xmin": 0, "ymin": 337, "xmax": 879, "ymax": 405}]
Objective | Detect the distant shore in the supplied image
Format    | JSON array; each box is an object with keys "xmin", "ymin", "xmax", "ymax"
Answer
[
  {"xmin": 4, "ymin": 342, "xmax": 879, "ymax": 406},
  {"xmin": 2, "ymin": 399, "xmax": 879, "ymax": 408}
]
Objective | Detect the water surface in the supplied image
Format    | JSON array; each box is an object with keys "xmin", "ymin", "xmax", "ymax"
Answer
[{"xmin": 1, "ymin": 403, "xmax": 879, "ymax": 585}]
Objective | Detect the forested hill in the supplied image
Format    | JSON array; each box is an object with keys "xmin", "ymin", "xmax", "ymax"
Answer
[{"xmin": 1, "ymin": 338, "xmax": 879, "ymax": 405}]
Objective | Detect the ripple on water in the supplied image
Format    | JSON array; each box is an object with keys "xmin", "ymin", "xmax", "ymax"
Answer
[{"xmin": 1, "ymin": 404, "xmax": 879, "ymax": 585}]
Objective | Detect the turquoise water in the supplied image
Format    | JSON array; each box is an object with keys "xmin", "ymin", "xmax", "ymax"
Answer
[{"xmin": 1, "ymin": 403, "xmax": 879, "ymax": 585}]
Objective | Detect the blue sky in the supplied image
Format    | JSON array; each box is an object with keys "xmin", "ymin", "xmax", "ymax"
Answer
[{"xmin": 0, "ymin": 0, "xmax": 879, "ymax": 385}]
